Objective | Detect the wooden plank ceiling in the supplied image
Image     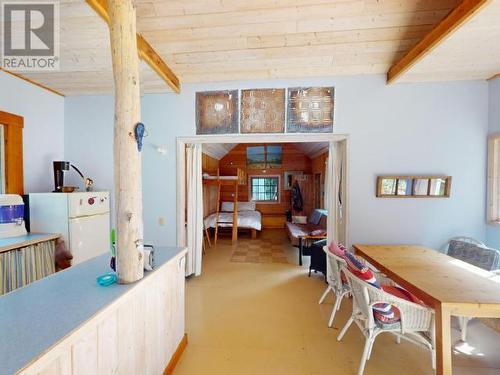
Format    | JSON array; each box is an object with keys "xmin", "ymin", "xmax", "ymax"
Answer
[
  {"xmin": 398, "ymin": 0, "xmax": 500, "ymax": 82},
  {"xmin": 202, "ymin": 142, "xmax": 328, "ymax": 160},
  {"xmin": 15, "ymin": 0, "xmax": 499, "ymax": 95}
]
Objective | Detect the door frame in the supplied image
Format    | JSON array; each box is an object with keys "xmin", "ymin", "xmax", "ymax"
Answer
[
  {"xmin": 176, "ymin": 133, "xmax": 349, "ymax": 268},
  {"xmin": 0, "ymin": 111, "xmax": 24, "ymax": 194}
]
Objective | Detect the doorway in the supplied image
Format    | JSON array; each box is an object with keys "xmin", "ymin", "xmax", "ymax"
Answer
[{"xmin": 177, "ymin": 134, "xmax": 349, "ymax": 276}]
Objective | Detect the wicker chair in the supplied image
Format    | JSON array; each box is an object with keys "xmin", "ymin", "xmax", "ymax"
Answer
[
  {"xmin": 443, "ymin": 236, "xmax": 500, "ymax": 341},
  {"xmin": 318, "ymin": 247, "xmax": 350, "ymax": 327},
  {"xmin": 337, "ymin": 267, "xmax": 435, "ymax": 375}
]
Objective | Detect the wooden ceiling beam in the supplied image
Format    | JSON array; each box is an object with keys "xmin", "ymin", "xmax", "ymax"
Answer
[
  {"xmin": 86, "ymin": 0, "xmax": 180, "ymax": 93},
  {"xmin": 0, "ymin": 67, "xmax": 65, "ymax": 97},
  {"xmin": 488, "ymin": 73, "xmax": 500, "ymax": 81},
  {"xmin": 387, "ymin": 0, "xmax": 492, "ymax": 84}
]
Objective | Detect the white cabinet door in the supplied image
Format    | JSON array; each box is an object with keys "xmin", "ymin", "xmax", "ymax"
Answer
[{"xmin": 69, "ymin": 213, "xmax": 110, "ymax": 265}]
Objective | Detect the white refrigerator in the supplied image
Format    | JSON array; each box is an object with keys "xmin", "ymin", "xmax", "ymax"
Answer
[{"xmin": 28, "ymin": 192, "xmax": 110, "ymax": 266}]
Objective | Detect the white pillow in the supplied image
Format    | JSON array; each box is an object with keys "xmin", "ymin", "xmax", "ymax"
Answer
[
  {"xmin": 292, "ymin": 216, "xmax": 307, "ymax": 224},
  {"xmin": 238, "ymin": 202, "xmax": 256, "ymax": 211},
  {"xmin": 220, "ymin": 201, "xmax": 256, "ymax": 212},
  {"xmin": 221, "ymin": 202, "xmax": 233, "ymax": 212}
]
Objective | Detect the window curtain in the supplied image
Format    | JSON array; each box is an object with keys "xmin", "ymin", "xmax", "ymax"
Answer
[
  {"xmin": 325, "ymin": 141, "xmax": 345, "ymax": 246},
  {"xmin": 185, "ymin": 143, "xmax": 203, "ymax": 276}
]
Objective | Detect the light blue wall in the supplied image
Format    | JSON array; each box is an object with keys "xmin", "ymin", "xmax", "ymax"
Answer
[
  {"xmin": 0, "ymin": 71, "xmax": 65, "ymax": 192},
  {"xmin": 64, "ymin": 75, "xmax": 489, "ymax": 250},
  {"xmin": 486, "ymin": 78, "xmax": 500, "ymax": 248}
]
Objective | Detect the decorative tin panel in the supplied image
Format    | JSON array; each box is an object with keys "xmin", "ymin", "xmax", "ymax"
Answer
[
  {"xmin": 287, "ymin": 87, "xmax": 334, "ymax": 133},
  {"xmin": 240, "ymin": 89, "xmax": 285, "ymax": 133},
  {"xmin": 196, "ymin": 90, "xmax": 238, "ymax": 134}
]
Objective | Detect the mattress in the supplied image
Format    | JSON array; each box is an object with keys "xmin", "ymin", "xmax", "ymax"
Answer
[
  {"xmin": 204, "ymin": 210, "xmax": 262, "ymax": 231},
  {"xmin": 203, "ymin": 174, "xmax": 238, "ymax": 180}
]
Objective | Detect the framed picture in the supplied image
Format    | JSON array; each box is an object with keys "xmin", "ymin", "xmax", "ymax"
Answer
[
  {"xmin": 287, "ymin": 87, "xmax": 334, "ymax": 133},
  {"xmin": 241, "ymin": 89, "xmax": 285, "ymax": 133},
  {"xmin": 284, "ymin": 171, "xmax": 303, "ymax": 190},
  {"xmin": 247, "ymin": 146, "xmax": 266, "ymax": 169},
  {"xmin": 376, "ymin": 176, "xmax": 452, "ymax": 198},
  {"xmin": 196, "ymin": 90, "xmax": 238, "ymax": 134},
  {"xmin": 247, "ymin": 145, "xmax": 282, "ymax": 169}
]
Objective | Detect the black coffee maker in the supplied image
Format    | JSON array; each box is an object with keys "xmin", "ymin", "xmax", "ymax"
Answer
[
  {"xmin": 53, "ymin": 161, "xmax": 70, "ymax": 192},
  {"xmin": 53, "ymin": 161, "xmax": 94, "ymax": 192}
]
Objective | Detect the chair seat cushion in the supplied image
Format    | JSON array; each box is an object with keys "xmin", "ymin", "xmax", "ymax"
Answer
[
  {"xmin": 373, "ymin": 302, "xmax": 399, "ymax": 323},
  {"xmin": 375, "ymin": 319, "xmax": 402, "ymax": 330},
  {"xmin": 373, "ymin": 285, "xmax": 427, "ymax": 326}
]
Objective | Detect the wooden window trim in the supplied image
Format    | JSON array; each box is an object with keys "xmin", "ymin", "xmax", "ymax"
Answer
[
  {"xmin": 0, "ymin": 111, "xmax": 24, "ymax": 195},
  {"xmin": 488, "ymin": 134, "xmax": 500, "ymax": 224},
  {"xmin": 248, "ymin": 175, "xmax": 280, "ymax": 204}
]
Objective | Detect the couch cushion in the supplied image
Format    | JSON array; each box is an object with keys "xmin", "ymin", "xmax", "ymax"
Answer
[
  {"xmin": 318, "ymin": 215, "xmax": 327, "ymax": 228},
  {"xmin": 308, "ymin": 209, "xmax": 324, "ymax": 225}
]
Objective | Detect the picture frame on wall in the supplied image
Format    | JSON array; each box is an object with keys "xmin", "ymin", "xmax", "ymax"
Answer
[
  {"xmin": 376, "ymin": 176, "xmax": 452, "ymax": 198},
  {"xmin": 196, "ymin": 90, "xmax": 239, "ymax": 134},
  {"xmin": 287, "ymin": 87, "xmax": 335, "ymax": 133},
  {"xmin": 247, "ymin": 145, "xmax": 283, "ymax": 169},
  {"xmin": 240, "ymin": 88, "xmax": 285, "ymax": 133}
]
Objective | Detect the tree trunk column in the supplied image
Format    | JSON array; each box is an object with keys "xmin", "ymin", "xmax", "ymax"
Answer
[{"xmin": 108, "ymin": 0, "xmax": 144, "ymax": 283}]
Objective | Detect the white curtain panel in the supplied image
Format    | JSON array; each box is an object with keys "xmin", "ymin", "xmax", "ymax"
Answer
[
  {"xmin": 325, "ymin": 142, "xmax": 334, "ymax": 244},
  {"xmin": 335, "ymin": 141, "xmax": 346, "ymax": 245},
  {"xmin": 326, "ymin": 141, "xmax": 344, "ymax": 246},
  {"xmin": 185, "ymin": 144, "xmax": 203, "ymax": 276}
]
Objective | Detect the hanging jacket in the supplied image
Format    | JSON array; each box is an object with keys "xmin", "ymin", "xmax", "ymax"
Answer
[{"xmin": 291, "ymin": 180, "xmax": 303, "ymax": 212}]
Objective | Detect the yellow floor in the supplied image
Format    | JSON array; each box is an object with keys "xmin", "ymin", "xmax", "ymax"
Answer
[{"xmin": 174, "ymin": 229, "xmax": 500, "ymax": 375}]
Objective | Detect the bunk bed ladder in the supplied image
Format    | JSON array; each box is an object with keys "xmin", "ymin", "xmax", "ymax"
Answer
[
  {"xmin": 213, "ymin": 169, "xmax": 239, "ymax": 245},
  {"xmin": 214, "ymin": 168, "xmax": 221, "ymax": 245}
]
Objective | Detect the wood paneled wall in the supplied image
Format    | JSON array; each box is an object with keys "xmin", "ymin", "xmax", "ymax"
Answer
[
  {"xmin": 218, "ymin": 144, "xmax": 311, "ymax": 227},
  {"xmin": 0, "ymin": 111, "xmax": 24, "ymax": 195},
  {"xmin": 311, "ymin": 152, "xmax": 328, "ymax": 209},
  {"xmin": 202, "ymin": 153, "xmax": 219, "ymax": 217}
]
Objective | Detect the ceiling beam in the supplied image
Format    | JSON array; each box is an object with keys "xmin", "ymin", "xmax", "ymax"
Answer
[
  {"xmin": 386, "ymin": 0, "xmax": 492, "ymax": 84},
  {"xmin": 488, "ymin": 73, "xmax": 500, "ymax": 81},
  {"xmin": 0, "ymin": 67, "xmax": 65, "ymax": 97},
  {"xmin": 86, "ymin": 0, "xmax": 180, "ymax": 93}
]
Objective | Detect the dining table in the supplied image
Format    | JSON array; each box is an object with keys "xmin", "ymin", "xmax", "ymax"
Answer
[{"xmin": 353, "ymin": 244, "xmax": 500, "ymax": 375}]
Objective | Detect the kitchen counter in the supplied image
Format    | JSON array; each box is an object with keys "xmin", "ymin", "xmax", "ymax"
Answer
[
  {"xmin": 0, "ymin": 233, "xmax": 60, "ymax": 253},
  {"xmin": 0, "ymin": 246, "xmax": 187, "ymax": 375}
]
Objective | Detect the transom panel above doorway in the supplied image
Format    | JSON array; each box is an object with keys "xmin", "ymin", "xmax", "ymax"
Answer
[{"xmin": 195, "ymin": 87, "xmax": 335, "ymax": 135}]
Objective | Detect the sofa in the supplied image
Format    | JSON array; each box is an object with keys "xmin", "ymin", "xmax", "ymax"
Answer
[{"xmin": 285, "ymin": 209, "xmax": 327, "ymax": 265}]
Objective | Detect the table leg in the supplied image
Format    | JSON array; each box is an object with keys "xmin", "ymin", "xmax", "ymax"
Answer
[
  {"xmin": 299, "ymin": 238, "xmax": 303, "ymax": 266},
  {"xmin": 435, "ymin": 304, "xmax": 452, "ymax": 375}
]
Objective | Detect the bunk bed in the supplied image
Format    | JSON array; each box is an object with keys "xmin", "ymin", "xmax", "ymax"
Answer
[{"xmin": 203, "ymin": 168, "xmax": 261, "ymax": 244}]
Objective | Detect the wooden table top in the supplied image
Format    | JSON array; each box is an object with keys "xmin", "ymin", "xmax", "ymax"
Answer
[{"xmin": 353, "ymin": 244, "xmax": 500, "ymax": 307}]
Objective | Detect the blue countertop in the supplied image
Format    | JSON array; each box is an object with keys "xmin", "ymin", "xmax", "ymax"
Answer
[
  {"xmin": 0, "ymin": 246, "xmax": 186, "ymax": 375},
  {"xmin": 0, "ymin": 233, "xmax": 60, "ymax": 253}
]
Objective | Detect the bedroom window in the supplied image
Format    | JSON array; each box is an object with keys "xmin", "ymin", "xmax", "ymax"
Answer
[{"xmin": 250, "ymin": 176, "xmax": 279, "ymax": 202}]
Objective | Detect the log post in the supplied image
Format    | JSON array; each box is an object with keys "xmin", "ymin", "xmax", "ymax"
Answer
[{"xmin": 107, "ymin": 0, "xmax": 144, "ymax": 283}]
